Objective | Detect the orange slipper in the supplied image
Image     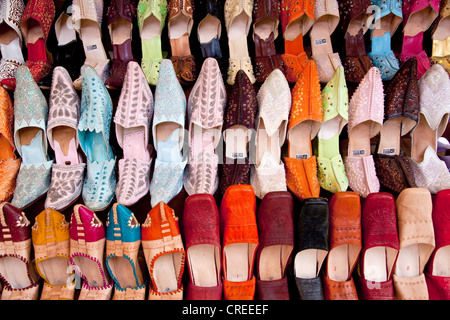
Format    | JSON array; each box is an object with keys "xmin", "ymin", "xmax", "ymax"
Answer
[
  {"xmin": 284, "ymin": 60, "xmax": 323, "ymax": 201},
  {"xmin": 220, "ymin": 185, "xmax": 259, "ymax": 300},
  {"xmin": 141, "ymin": 201, "xmax": 185, "ymax": 300},
  {"xmin": 280, "ymin": 0, "xmax": 315, "ymax": 82},
  {"xmin": 0, "ymin": 87, "xmax": 20, "ymax": 203}
]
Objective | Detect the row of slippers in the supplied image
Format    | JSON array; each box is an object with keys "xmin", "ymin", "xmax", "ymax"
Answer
[
  {"xmin": 1, "ymin": 53, "xmax": 450, "ymax": 214},
  {"xmin": 0, "ymin": 0, "xmax": 449, "ymax": 94},
  {"xmin": 0, "ymin": 186, "xmax": 450, "ymax": 300}
]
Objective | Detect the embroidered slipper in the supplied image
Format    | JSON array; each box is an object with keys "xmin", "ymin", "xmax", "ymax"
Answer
[
  {"xmin": 105, "ymin": 0, "xmax": 137, "ymax": 90},
  {"xmin": 393, "ymin": 188, "xmax": 435, "ymax": 300},
  {"xmin": 0, "ymin": 86, "xmax": 20, "ymax": 203},
  {"xmin": 183, "ymin": 194, "xmax": 222, "ymax": 300},
  {"xmin": 309, "ymin": 0, "xmax": 342, "ymax": 83},
  {"xmin": 106, "ymin": 203, "xmax": 147, "ymax": 300},
  {"xmin": 10, "ymin": 66, "xmax": 53, "ymax": 210},
  {"xmin": 284, "ymin": 60, "xmax": 322, "ymax": 201},
  {"xmin": 255, "ymin": 191, "xmax": 294, "ymax": 300},
  {"xmin": 45, "ymin": 67, "xmax": 86, "ymax": 211},
  {"xmin": 150, "ymin": 59, "xmax": 187, "ymax": 208},
  {"xmin": 356, "ymin": 192, "xmax": 399, "ymax": 300},
  {"xmin": 323, "ymin": 191, "xmax": 361, "ymax": 300},
  {"xmin": 316, "ymin": 66, "xmax": 349, "ymax": 194},
  {"xmin": 344, "ymin": 67, "xmax": 383, "ymax": 198},
  {"xmin": 252, "ymin": 0, "xmax": 283, "ymax": 84},
  {"xmin": 250, "ymin": 69, "xmax": 291, "ymax": 199},
  {"xmin": 430, "ymin": 0, "xmax": 450, "ymax": 75},
  {"xmin": 0, "ymin": 203, "xmax": 40, "ymax": 300},
  {"xmin": 0, "ymin": 0, "xmax": 25, "ymax": 82},
  {"xmin": 72, "ymin": 0, "xmax": 110, "ymax": 90},
  {"xmin": 280, "ymin": 0, "xmax": 315, "ymax": 83},
  {"xmin": 142, "ymin": 201, "xmax": 185, "ymax": 300},
  {"xmin": 374, "ymin": 58, "xmax": 419, "ymax": 194},
  {"xmin": 137, "ymin": 0, "xmax": 168, "ymax": 86},
  {"xmin": 409, "ymin": 64, "xmax": 450, "ymax": 194},
  {"xmin": 168, "ymin": 0, "xmax": 197, "ymax": 85},
  {"xmin": 294, "ymin": 197, "xmax": 328, "ymax": 300},
  {"xmin": 220, "ymin": 70, "xmax": 257, "ymax": 194},
  {"xmin": 399, "ymin": 0, "xmax": 440, "ymax": 78},
  {"xmin": 1, "ymin": 0, "xmax": 54, "ymax": 91},
  {"xmin": 225, "ymin": 0, "xmax": 256, "ymax": 85},
  {"xmin": 114, "ymin": 61, "xmax": 154, "ymax": 206},
  {"xmin": 184, "ymin": 57, "xmax": 226, "ymax": 196},
  {"xmin": 78, "ymin": 65, "xmax": 116, "ymax": 211},
  {"xmin": 32, "ymin": 208, "xmax": 75, "ymax": 300},
  {"xmin": 367, "ymin": 0, "xmax": 402, "ymax": 81},
  {"xmin": 220, "ymin": 185, "xmax": 259, "ymax": 300},
  {"xmin": 425, "ymin": 189, "xmax": 450, "ymax": 299}
]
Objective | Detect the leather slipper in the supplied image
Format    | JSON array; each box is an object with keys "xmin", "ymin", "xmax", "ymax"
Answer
[
  {"xmin": 393, "ymin": 187, "xmax": 435, "ymax": 300},
  {"xmin": 294, "ymin": 197, "xmax": 329, "ymax": 300}
]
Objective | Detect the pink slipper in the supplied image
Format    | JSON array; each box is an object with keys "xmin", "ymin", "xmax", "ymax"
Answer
[
  {"xmin": 114, "ymin": 61, "xmax": 154, "ymax": 206},
  {"xmin": 344, "ymin": 67, "xmax": 384, "ymax": 197}
]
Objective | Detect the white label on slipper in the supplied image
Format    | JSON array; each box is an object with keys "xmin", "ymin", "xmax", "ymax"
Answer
[
  {"xmin": 315, "ymin": 38, "xmax": 327, "ymax": 46},
  {"xmin": 231, "ymin": 152, "xmax": 245, "ymax": 159},
  {"xmin": 295, "ymin": 154, "xmax": 308, "ymax": 159},
  {"xmin": 352, "ymin": 149, "xmax": 366, "ymax": 156},
  {"xmin": 86, "ymin": 44, "xmax": 98, "ymax": 52},
  {"xmin": 382, "ymin": 148, "xmax": 396, "ymax": 155}
]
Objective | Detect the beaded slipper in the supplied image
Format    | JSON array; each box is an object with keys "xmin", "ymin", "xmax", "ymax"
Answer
[
  {"xmin": 150, "ymin": 60, "xmax": 187, "ymax": 208},
  {"xmin": 184, "ymin": 57, "xmax": 226, "ymax": 196},
  {"xmin": 284, "ymin": 60, "xmax": 322, "ymax": 201},
  {"xmin": 344, "ymin": 67, "xmax": 383, "ymax": 198},
  {"xmin": 250, "ymin": 69, "xmax": 291, "ymax": 199},
  {"xmin": 408, "ymin": 64, "xmax": 450, "ymax": 194},
  {"xmin": 32, "ymin": 208, "xmax": 75, "ymax": 300},
  {"xmin": 78, "ymin": 65, "xmax": 116, "ymax": 211},
  {"xmin": 225, "ymin": 0, "xmax": 255, "ymax": 85},
  {"xmin": 142, "ymin": 201, "xmax": 185, "ymax": 300},
  {"xmin": 374, "ymin": 57, "xmax": 419, "ymax": 194},
  {"xmin": 0, "ymin": 202, "xmax": 40, "ymax": 300},
  {"xmin": 137, "ymin": 0, "xmax": 168, "ymax": 86},
  {"xmin": 114, "ymin": 61, "xmax": 154, "ymax": 206},
  {"xmin": 45, "ymin": 67, "xmax": 86, "ymax": 211},
  {"xmin": 10, "ymin": 66, "xmax": 53, "ymax": 210},
  {"xmin": 106, "ymin": 204, "xmax": 147, "ymax": 300},
  {"xmin": 70, "ymin": 204, "xmax": 113, "ymax": 300},
  {"xmin": 316, "ymin": 66, "xmax": 349, "ymax": 194}
]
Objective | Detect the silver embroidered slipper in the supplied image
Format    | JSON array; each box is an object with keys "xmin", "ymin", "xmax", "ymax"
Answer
[
  {"xmin": 78, "ymin": 65, "xmax": 116, "ymax": 211},
  {"xmin": 150, "ymin": 59, "xmax": 187, "ymax": 208},
  {"xmin": 11, "ymin": 66, "xmax": 53, "ymax": 209},
  {"xmin": 45, "ymin": 67, "xmax": 86, "ymax": 211},
  {"xmin": 250, "ymin": 69, "xmax": 291, "ymax": 199},
  {"xmin": 114, "ymin": 61, "xmax": 154, "ymax": 206},
  {"xmin": 184, "ymin": 58, "xmax": 226, "ymax": 196},
  {"xmin": 409, "ymin": 64, "xmax": 450, "ymax": 194}
]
